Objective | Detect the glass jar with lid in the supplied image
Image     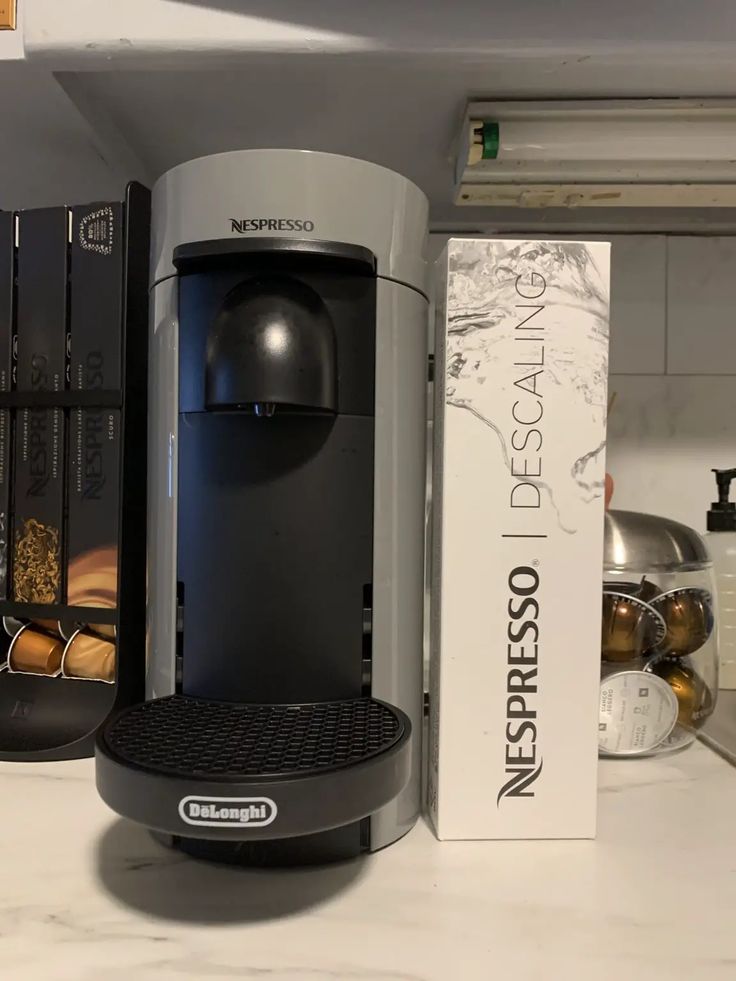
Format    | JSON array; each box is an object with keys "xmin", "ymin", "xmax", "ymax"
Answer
[{"xmin": 600, "ymin": 509, "xmax": 718, "ymax": 757}]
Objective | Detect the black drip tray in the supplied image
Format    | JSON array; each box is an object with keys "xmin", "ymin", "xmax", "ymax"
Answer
[{"xmin": 96, "ymin": 695, "xmax": 411, "ymax": 840}]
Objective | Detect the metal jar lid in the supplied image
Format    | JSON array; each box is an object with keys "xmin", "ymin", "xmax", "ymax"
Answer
[{"xmin": 604, "ymin": 509, "xmax": 711, "ymax": 573}]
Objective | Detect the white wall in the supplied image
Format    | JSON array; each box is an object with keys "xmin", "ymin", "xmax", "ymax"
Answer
[
  {"xmin": 0, "ymin": 66, "xmax": 127, "ymax": 209},
  {"xmin": 430, "ymin": 233, "xmax": 736, "ymax": 534}
]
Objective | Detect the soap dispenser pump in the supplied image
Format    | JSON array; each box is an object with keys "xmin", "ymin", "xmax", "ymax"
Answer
[
  {"xmin": 707, "ymin": 468, "xmax": 736, "ymax": 688},
  {"xmin": 708, "ymin": 468, "xmax": 736, "ymax": 532}
]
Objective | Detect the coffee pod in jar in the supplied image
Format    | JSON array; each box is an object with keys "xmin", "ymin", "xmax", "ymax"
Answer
[
  {"xmin": 602, "ymin": 578, "xmax": 662, "ymax": 602},
  {"xmin": 601, "ymin": 657, "xmax": 649, "ymax": 678},
  {"xmin": 647, "ymin": 727, "xmax": 694, "ymax": 754},
  {"xmin": 647, "ymin": 658, "xmax": 714, "ymax": 730},
  {"xmin": 8, "ymin": 624, "xmax": 64, "ymax": 676},
  {"xmin": 603, "ymin": 580, "xmax": 642, "ymax": 597},
  {"xmin": 599, "ymin": 669, "xmax": 679, "ymax": 757},
  {"xmin": 601, "ymin": 592, "xmax": 666, "ymax": 662},
  {"xmin": 650, "ymin": 587, "xmax": 714, "ymax": 657},
  {"xmin": 638, "ymin": 578, "xmax": 662, "ymax": 603}
]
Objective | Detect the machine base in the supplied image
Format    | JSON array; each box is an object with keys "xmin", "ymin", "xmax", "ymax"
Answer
[
  {"xmin": 152, "ymin": 822, "xmax": 366, "ymax": 866},
  {"xmin": 96, "ymin": 694, "xmax": 411, "ymax": 841}
]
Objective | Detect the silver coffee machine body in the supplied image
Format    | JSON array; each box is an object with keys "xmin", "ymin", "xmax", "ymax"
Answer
[{"xmin": 96, "ymin": 150, "xmax": 429, "ymax": 863}]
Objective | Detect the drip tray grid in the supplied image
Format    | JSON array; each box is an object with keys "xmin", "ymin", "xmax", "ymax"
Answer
[{"xmin": 97, "ymin": 694, "xmax": 411, "ymax": 840}]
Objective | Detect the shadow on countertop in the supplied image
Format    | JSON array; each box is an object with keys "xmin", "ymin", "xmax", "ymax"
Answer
[{"xmin": 94, "ymin": 818, "xmax": 369, "ymax": 924}]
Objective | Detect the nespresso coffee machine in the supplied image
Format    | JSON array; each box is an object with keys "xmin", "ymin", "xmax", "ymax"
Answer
[{"xmin": 96, "ymin": 150, "xmax": 429, "ymax": 863}]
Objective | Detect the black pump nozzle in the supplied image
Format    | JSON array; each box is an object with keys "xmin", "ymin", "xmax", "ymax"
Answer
[{"xmin": 708, "ymin": 468, "xmax": 736, "ymax": 531}]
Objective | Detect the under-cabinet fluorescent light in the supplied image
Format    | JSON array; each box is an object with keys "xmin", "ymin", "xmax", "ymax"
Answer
[{"xmin": 456, "ymin": 99, "xmax": 736, "ymax": 207}]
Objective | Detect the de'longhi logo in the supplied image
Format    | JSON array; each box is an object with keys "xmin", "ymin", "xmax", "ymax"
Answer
[{"xmin": 178, "ymin": 795, "xmax": 278, "ymax": 828}]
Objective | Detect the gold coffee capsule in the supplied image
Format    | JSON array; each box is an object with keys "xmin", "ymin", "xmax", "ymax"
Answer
[
  {"xmin": 650, "ymin": 659, "xmax": 714, "ymax": 730},
  {"xmin": 9, "ymin": 625, "xmax": 64, "ymax": 676},
  {"xmin": 651, "ymin": 588, "xmax": 714, "ymax": 657},
  {"xmin": 32, "ymin": 618, "xmax": 63, "ymax": 638},
  {"xmin": 87, "ymin": 622, "xmax": 116, "ymax": 641},
  {"xmin": 62, "ymin": 630, "xmax": 116, "ymax": 683},
  {"xmin": 601, "ymin": 592, "xmax": 667, "ymax": 662}
]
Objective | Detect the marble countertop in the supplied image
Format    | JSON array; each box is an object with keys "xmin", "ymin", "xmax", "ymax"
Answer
[
  {"xmin": 702, "ymin": 690, "xmax": 736, "ymax": 765},
  {"xmin": 1, "ymin": 743, "xmax": 735, "ymax": 981}
]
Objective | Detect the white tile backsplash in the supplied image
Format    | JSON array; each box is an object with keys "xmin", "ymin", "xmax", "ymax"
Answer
[
  {"xmin": 606, "ymin": 374, "xmax": 736, "ymax": 533},
  {"xmin": 667, "ymin": 237, "xmax": 736, "ymax": 375},
  {"xmin": 608, "ymin": 236, "xmax": 666, "ymax": 374}
]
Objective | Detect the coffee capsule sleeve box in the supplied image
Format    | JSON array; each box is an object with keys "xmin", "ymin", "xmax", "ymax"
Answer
[
  {"xmin": 428, "ymin": 238, "xmax": 611, "ymax": 840},
  {"xmin": 67, "ymin": 202, "xmax": 123, "ymax": 613},
  {"xmin": 13, "ymin": 208, "xmax": 68, "ymax": 605}
]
